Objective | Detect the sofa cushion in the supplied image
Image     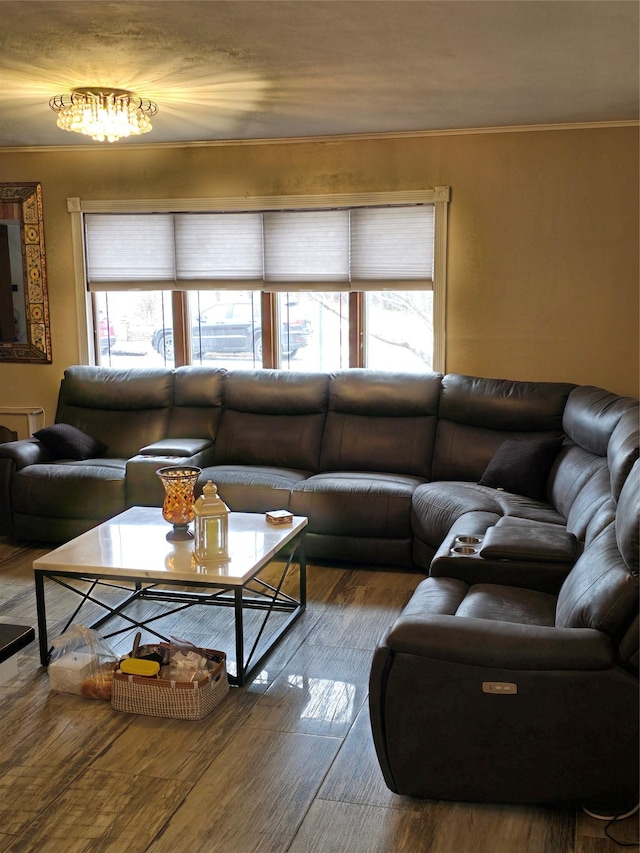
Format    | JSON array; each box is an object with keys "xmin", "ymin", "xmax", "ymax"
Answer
[
  {"xmin": 439, "ymin": 375, "xmax": 575, "ymax": 432},
  {"xmin": 555, "ymin": 521, "xmax": 638, "ymax": 644},
  {"xmin": 479, "ymin": 435, "xmax": 563, "ymax": 501},
  {"xmin": 411, "ymin": 482, "xmax": 502, "ymax": 548},
  {"xmin": 431, "ymin": 374, "xmax": 574, "ymax": 482},
  {"xmin": 608, "ymin": 407, "xmax": 640, "ymax": 502},
  {"xmin": 168, "ymin": 365, "xmax": 226, "ymax": 440},
  {"xmin": 199, "ymin": 465, "xmax": 309, "ymax": 514},
  {"xmin": 11, "ymin": 460, "xmax": 127, "ymax": 520},
  {"xmin": 563, "ymin": 385, "xmax": 638, "ymax": 457},
  {"xmin": 213, "ymin": 370, "xmax": 329, "ymax": 472},
  {"xmin": 454, "ymin": 583, "xmax": 557, "ymax": 626},
  {"xmin": 33, "ymin": 424, "xmax": 107, "ymax": 461},
  {"xmin": 318, "ymin": 370, "xmax": 441, "ymax": 478},
  {"xmin": 55, "ymin": 365, "xmax": 174, "ymax": 458},
  {"xmin": 412, "ymin": 481, "xmax": 565, "ymax": 552},
  {"xmin": 290, "ymin": 471, "xmax": 423, "ymax": 538},
  {"xmin": 549, "ymin": 445, "xmax": 609, "ymax": 521},
  {"xmin": 615, "ymin": 460, "xmax": 639, "ymax": 574},
  {"xmin": 563, "ymin": 466, "xmax": 613, "ymax": 543}
]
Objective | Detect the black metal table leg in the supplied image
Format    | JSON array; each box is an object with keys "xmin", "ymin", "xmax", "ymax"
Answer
[
  {"xmin": 34, "ymin": 570, "xmax": 49, "ymax": 666},
  {"xmin": 299, "ymin": 536, "xmax": 307, "ymax": 607},
  {"xmin": 234, "ymin": 586, "xmax": 245, "ymax": 686}
]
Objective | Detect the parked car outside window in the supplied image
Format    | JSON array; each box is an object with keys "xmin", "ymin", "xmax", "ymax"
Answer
[{"xmin": 151, "ymin": 301, "xmax": 311, "ymax": 360}]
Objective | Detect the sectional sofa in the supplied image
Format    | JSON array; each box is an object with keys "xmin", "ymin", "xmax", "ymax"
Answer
[
  {"xmin": 2, "ymin": 365, "xmax": 635, "ymax": 562},
  {"xmin": 0, "ymin": 365, "xmax": 637, "ymax": 808}
]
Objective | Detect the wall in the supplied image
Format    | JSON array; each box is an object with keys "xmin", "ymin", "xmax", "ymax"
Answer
[{"xmin": 0, "ymin": 125, "xmax": 637, "ymax": 424}]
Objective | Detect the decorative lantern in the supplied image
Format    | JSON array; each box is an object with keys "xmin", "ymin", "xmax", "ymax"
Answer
[
  {"xmin": 193, "ymin": 480, "xmax": 230, "ymax": 562},
  {"xmin": 156, "ymin": 466, "xmax": 201, "ymax": 541}
]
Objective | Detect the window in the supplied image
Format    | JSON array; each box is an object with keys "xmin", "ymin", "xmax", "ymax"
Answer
[
  {"xmin": 365, "ymin": 291, "xmax": 434, "ymax": 372},
  {"xmin": 69, "ymin": 188, "xmax": 449, "ymax": 372}
]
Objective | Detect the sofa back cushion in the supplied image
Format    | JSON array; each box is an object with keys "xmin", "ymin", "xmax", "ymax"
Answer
[
  {"xmin": 562, "ymin": 386, "xmax": 638, "ymax": 457},
  {"xmin": 214, "ymin": 370, "xmax": 329, "ymax": 471},
  {"xmin": 555, "ymin": 522, "xmax": 638, "ymax": 644},
  {"xmin": 169, "ymin": 366, "xmax": 226, "ymax": 440},
  {"xmin": 550, "ymin": 388, "xmax": 638, "ymax": 523},
  {"xmin": 432, "ymin": 374, "xmax": 574, "ymax": 482},
  {"xmin": 318, "ymin": 370, "xmax": 442, "ymax": 478},
  {"xmin": 556, "ymin": 466, "xmax": 639, "ymax": 665},
  {"xmin": 564, "ymin": 466, "xmax": 614, "ymax": 544},
  {"xmin": 55, "ymin": 366, "xmax": 173, "ymax": 458},
  {"xmin": 608, "ymin": 407, "xmax": 640, "ymax": 502},
  {"xmin": 616, "ymin": 460, "xmax": 640, "ymax": 576},
  {"xmin": 550, "ymin": 447, "xmax": 609, "ymax": 529}
]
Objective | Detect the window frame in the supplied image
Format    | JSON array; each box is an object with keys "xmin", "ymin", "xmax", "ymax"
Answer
[{"xmin": 67, "ymin": 188, "xmax": 450, "ymax": 371}]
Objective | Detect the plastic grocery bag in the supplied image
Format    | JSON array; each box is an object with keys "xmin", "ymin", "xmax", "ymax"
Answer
[{"xmin": 48, "ymin": 624, "xmax": 118, "ymax": 700}]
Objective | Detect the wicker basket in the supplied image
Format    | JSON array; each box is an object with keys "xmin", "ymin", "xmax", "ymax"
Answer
[{"xmin": 111, "ymin": 646, "xmax": 228, "ymax": 720}]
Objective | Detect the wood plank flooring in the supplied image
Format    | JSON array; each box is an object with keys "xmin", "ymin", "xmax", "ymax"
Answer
[{"xmin": 0, "ymin": 535, "xmax": 637, "ymax": 853}]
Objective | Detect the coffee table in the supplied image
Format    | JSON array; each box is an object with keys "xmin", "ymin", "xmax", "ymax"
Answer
[{"xmin": 33, "ymin": 506, "xmax": 307, "ymax": 685}]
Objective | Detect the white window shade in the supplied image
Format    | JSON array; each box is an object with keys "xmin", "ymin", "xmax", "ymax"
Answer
[
  {"xmin": 351, "ymin": 206, "xmax": 434, "ymax": 289},
  {"xmin": 84, "ymin": 203, "xmax": 435, "ymax": 292},
  {"xmin": 174, "ymin": 213, "xmax": 263, "ymax": 289},
  {"xmin": 85, "ymin": 214, "xmax": 176, "ymax": 290},
  {"xmin": 263, "ymin": 210, "xmax": 350, "ymax": 289}
]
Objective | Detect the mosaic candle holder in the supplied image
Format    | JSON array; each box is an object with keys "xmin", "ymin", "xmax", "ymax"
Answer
[{"xmin": 156, "ymin": 466, "xmax": 201, "ymax": 541}]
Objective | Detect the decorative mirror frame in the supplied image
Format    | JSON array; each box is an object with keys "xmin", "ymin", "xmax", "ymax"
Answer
[{"xmin": 0, "ymin": 182, "xmax": 51, "ymax": 363}]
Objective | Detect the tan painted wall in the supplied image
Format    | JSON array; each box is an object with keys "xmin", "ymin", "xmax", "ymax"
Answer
[{"xmin": 0, "ymin": 126, "xmax": 637, "ymax": 424}]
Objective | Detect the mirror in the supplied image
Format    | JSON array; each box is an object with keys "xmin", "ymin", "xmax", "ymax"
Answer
[{"xmin": 0, "ymin": 182, "xmax": 51, "ymax": 363}]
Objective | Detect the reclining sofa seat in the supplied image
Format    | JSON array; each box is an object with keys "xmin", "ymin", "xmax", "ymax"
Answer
[
  {"xmin": 289, "ymin": 369, "xmax": 442, "ymax": 567},
  {"xmin": 199, "ymin": 369, "xmax": 330, "ymax": 514},
  {"xmin": 0, "ymin": 365, "xmax": 224, "ymax": 542},
  {"xmin": 2, "ymin": 367, "xmax": 178, "ymax": 542},
  {"xmin": 411, "ymin": 374, "xmax": 576, "ymax": 569},
  {"xmin": 417, "ymin": 379, "xmax": 639, "ymax": 592},
  {"xmin": 369, "ymin": 458, "xmax": 640, "ymax": 808}
]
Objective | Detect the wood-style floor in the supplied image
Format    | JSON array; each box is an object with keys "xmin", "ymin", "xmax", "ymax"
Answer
[{"xmin": 0, "ymin": 536, "xmax": 637, "ymax": 853}]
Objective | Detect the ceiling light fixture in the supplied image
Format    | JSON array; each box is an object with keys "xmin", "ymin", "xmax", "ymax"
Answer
[{"xmin": 49, "ymin": 87, "xmax": 158, "ymax": 142}]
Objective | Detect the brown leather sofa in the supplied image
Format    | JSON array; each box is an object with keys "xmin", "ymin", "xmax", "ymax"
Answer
[
  {"xmin": 0, "ymin": 366, "xmax": 636, "ymax": 568},
  {"xmin": 0, "ymin": 364, "xmax": 637, "ymax": 807}
]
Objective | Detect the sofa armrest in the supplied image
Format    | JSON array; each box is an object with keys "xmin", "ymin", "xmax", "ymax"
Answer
[
  {"xmin": 0, "ymin": 440, "xmax": 55, "ymax": 535},
  {"xmin": 430, "ymin": 530, "xmax": 573, "ymax": 594},
  {"xmin": 126, "ymin": 445, "xmax": 215, "ymax": 507},
  {"xmin": 139, "ymin": 438, "xmax": 213, "ymax": 457},
  {"xmin": 479, "ymin": 523, "xmax": 576, "ymax": 562},
  {"xmin": 0, "ymin": 437, "xmax": 55, "ymax": 469},
  {"xmin": 386, "ymin": 613, "xmax": 615, "ymax": 671}
]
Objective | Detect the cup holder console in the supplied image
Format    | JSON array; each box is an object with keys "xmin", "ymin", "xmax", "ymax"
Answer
[{"xmin": 450, "ymin": 534, "xmax": 484, "ymax": 557}]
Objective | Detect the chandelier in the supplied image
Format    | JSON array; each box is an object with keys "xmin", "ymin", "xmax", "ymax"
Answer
[{"xmin": 49, "ymin": 88, "xmax": 158, "ymax": 142}]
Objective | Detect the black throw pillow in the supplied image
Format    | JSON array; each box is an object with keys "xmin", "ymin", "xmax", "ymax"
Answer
[
  {"xmin": 479, "ymin": 435, "xmax": 563, "ymax": 501},
  {"xmin": 33, "ymin": 423, "xmax": 107, "ymax": 461}
]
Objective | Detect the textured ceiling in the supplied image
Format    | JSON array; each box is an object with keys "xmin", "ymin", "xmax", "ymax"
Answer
[{"xmin": 0, "ymin": 0, "xmax": 638, "ymax": 148}]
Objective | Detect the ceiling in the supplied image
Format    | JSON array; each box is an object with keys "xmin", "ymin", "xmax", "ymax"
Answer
[{"xmin": 0, "ymin": 0, "xmax": 638, "ymax": 148}]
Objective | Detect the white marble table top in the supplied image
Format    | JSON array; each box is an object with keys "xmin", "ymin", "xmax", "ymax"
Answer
[{"xmin": 33, "ymin": 506, "xmax": 308, "ymax": 586}]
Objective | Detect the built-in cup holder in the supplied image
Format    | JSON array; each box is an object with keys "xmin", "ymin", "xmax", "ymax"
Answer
[
  {"xmin": 451, "ymin": 545, "xmax": 480, "ymax": 556},
  {"xmin": 455, "ymin": 535, "xmax": 483, "ymax": 546}
]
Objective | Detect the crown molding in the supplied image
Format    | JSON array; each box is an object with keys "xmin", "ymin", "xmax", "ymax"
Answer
[{"xmin": 0, "ymin": 120, "xmax": 637, "ymax": 155}]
